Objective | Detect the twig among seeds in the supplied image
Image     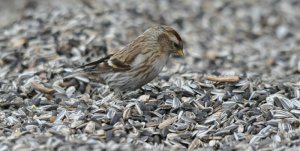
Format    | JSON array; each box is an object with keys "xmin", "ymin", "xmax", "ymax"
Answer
[
  {"xmin": 206, "ymin": 75, "xmax": 240, "ymax": 82},
  {"xmin": 31, "ymin": 81, "xmax": 55, "ymax": 94},
  {"xmin": 158, "ymin": 116, "xmax": 177, "ymax": 129}
]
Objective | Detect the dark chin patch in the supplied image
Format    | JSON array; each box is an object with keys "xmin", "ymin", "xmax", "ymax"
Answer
[{"xmin": 172, "ymin": 53, "xmax": 182, "ymax": 58}]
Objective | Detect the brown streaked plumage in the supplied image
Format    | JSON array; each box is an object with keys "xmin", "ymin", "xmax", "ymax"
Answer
[{"xmin": 77, "ymin": 25, "xmax": 184, "ymax": 96}]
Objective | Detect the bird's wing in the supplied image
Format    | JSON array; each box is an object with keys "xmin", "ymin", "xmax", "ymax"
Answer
[
  {"xmin": 79, "ymin": 35, "xmax": 148, "ymax": 72},
  {"xmin": 78, "ymin": 55, "xmax": 112, "ymax": 69},
  {"xmin": 79, "ymin": 52, "xmax": 132, "ymax": 73},
  {"xmin": 65, "ymin": 54, "xmax": 131, "ymax": 83},
  {"xmin": 109, "ymin": 36, "xmax": 147, "ymax": 67}
]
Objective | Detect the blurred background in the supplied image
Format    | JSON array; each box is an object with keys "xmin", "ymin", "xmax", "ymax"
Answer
[{"xmin": 0, "ymin": 0, "xmax": 300, "ymax": 81}]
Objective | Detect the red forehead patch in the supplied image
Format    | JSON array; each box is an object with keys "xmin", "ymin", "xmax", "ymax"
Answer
[{"xmin": 161, "ymin": 26, "xmax": 182, "ymax": 42}]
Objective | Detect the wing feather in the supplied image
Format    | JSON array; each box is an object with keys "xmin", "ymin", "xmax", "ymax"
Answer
[{"xmin": 79, "ymin": 34, "xmax": 149, "ymax": 73}]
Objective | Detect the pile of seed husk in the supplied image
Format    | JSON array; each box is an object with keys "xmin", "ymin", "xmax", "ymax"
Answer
[{"xmin": 1, "ymin": 0, "xmax": 300, "ymax": 150}]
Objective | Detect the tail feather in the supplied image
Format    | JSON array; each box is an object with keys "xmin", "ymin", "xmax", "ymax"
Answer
[
  {"xmin": 63, "ymin": 70, "xmax": 89, "ymax": 82},
  {"xmin": 63, "ymin": 70, "xmax": 105, "ymax": 84},
  {"xmin": 63, "ymin": 55, "xmax": 112, "ymax": 84}
]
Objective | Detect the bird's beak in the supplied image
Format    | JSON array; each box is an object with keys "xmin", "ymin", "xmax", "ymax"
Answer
[{"xmin": 176, "ymin": 49, "xmax": 184, "ymax": 56}]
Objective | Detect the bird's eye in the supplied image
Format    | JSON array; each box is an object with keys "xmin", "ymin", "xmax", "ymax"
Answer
[{"xmin": 172, "ymin": 42, "xmax": 179, "ymax": 49}]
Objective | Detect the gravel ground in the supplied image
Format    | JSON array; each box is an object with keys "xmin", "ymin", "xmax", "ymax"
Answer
[{"xmin": 0, "ymin": 0, "xmax": 300, "ymax": 151}]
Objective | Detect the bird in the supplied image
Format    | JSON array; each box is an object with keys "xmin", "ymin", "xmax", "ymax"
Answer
[{"xmin": 74, "ymin": 25, "xmax": 184, "ymax": 98}]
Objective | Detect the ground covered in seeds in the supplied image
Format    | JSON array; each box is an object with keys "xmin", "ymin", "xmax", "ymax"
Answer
[{"xmin": 1, "ymin": 0, "xmax": 300, "ymax": 150}]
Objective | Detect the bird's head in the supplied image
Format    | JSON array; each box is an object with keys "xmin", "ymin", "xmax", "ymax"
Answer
[{"xmin": 145, "ymin": 26, "xmax": 184, "ymax": 56}]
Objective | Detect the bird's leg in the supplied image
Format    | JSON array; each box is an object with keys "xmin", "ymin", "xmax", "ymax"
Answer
[
  {"xmin": 102, "ymin": 86, "xmax": 111, "ymax": 96},
  {"xmin": 112, "ymin": 88, "xmax": 123, "ymax": 100}
]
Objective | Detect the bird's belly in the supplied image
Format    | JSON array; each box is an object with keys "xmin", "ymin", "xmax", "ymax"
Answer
[
  {"xmin": 103, "ymin": 68, "xmax": 161, "ymax": 91},
  {"xmin": 103, "ymin": 55, "xmax": 168, "ymax": 91}
]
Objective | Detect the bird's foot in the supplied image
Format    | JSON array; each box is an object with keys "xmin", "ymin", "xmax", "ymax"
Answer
[{"xmin": 112, "ymin": 89, "xmax": 126, "ymax": 100}]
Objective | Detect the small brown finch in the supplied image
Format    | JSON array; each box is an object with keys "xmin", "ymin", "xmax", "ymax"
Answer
[{"xmin": 77, "ymin": 25, "xmax": 184, "ymax": 97}]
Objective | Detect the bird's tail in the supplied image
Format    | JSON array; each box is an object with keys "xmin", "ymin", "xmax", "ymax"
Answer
[
  {"xmin": 63, "ymin": 69, "xmax": 91, "ymax": 83},
  {"xmin": 63, "ymin": 68, "xmax": 106, "ymax": 84}
]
